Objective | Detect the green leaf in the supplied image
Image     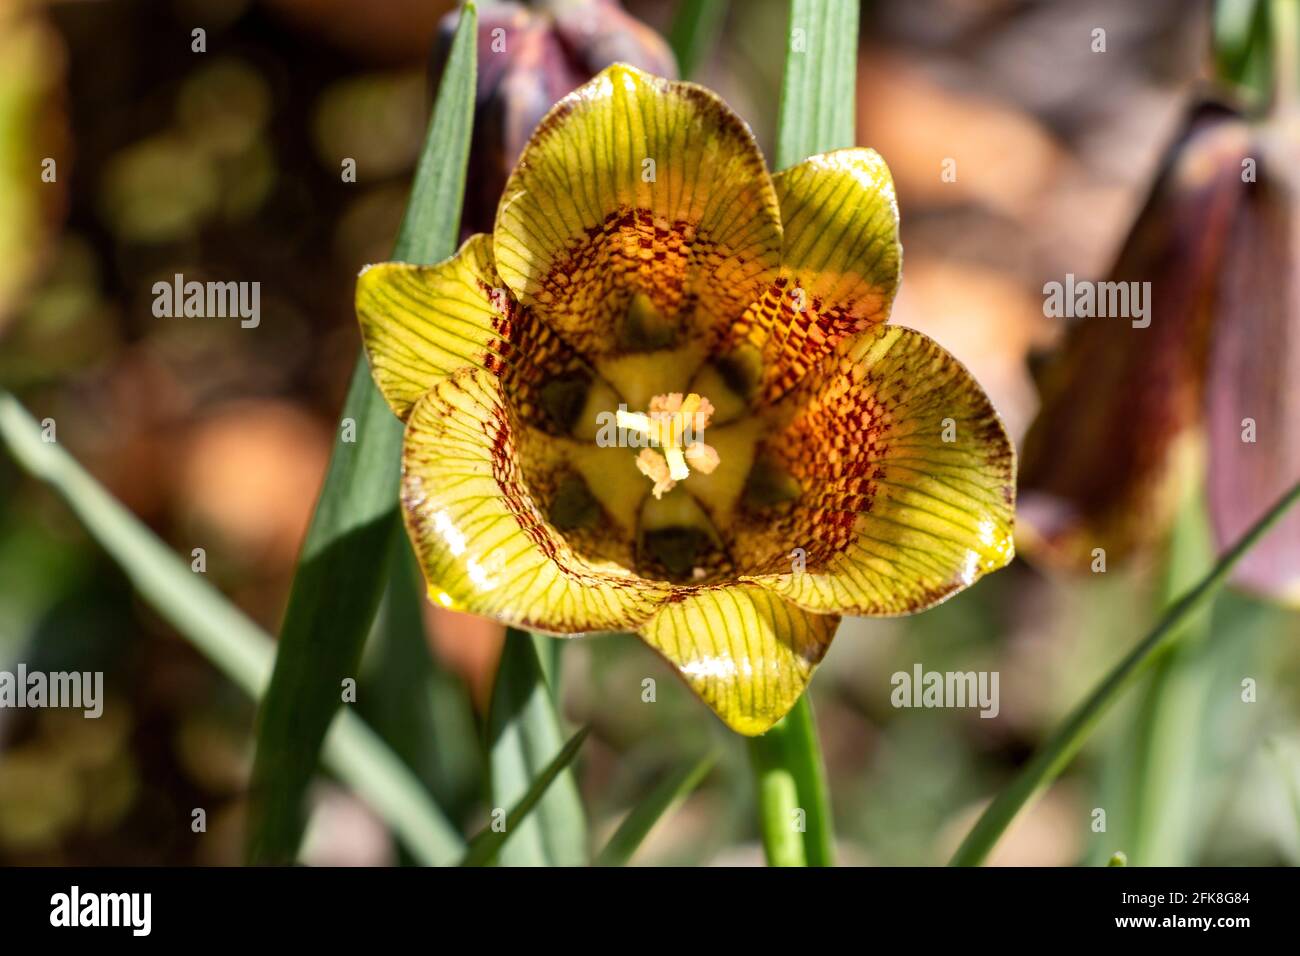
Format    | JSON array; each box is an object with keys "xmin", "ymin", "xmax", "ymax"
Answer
[
  {"xmin": 358, "ymin": 536, "xmax": 483, "ymax": 833},
  {"xmin": 1266, "ymin": 736, "xmax": 1300, "ymax": 852},
  {"xmin": 1214, "ymin": 0, "xmax": 1268, "ymax": 93},
  {"xmin": 739, "ymin": 0, "xmax": 858, "ymax": 869},
  {"xmin": 394, "ymin": 2, "xmax": 479, "ymax": 268},
  {"xmin": 668, "ymin": 0, "xmax": 729, "ymax": 80},
  {"xmin": 460, "ymin": 726, "xmax": 591, "ymax": 867},
  {"xmin": 321, "ymin": 710, "xmax": 464, "ymax": 865},
  {"xmin": 487, "ymin": 629, "xmax": 589, "ymax": 866},
  {"xmin": 774, "ymin": 0, "xmax": 859, "ymax": 170},
  {"xmin": 594, "ymin": 752, "xmax": 715, "ymax": 867},
  {"xmin": 949, "ymin": 479, "xmax": 1300, "ymax": 867},
  {"xmin": 0, "ymin": 390, "xmax": 463, "ymax": 865},
  {"xmin": 1113, "ymin": 490, "xmax": 1217, "ymax": 865},
  {"xmin": 245, "ymin": 2, "xmax": 479, "ymax": 864}
]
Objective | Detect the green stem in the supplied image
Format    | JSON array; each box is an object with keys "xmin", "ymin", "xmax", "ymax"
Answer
[
  {"xmin": 949, "ymin": 479, "xmax": 1300, "ymax": 867},
  {"xmin": 740, "ymin": 0, "xmax": 858, "ymax": 869},
  {"xmin": 747, "ymin": 722, "xmax": 806, "ymax": 866},
  {"xmin": 747, "ymin": 696, "xmax": 835, "ymax": 866}
]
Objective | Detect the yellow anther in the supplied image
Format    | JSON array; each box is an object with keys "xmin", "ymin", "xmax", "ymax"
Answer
[
  {"xmin": 636, "ymin": 448, "xmax": 676, "ymax": 499},
  {"xmin": 684, "ymin": 442, "xmax": 720, "ymax": 475}
]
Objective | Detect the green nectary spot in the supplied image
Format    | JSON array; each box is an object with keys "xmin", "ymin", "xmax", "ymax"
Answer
[
  {"xmin": 619, "ymin": 292, "xmax": 677, "ymax": 351},
  {"xmin": 642, "ymin": 526, "xmax": 713, "ymax": 578},
  {"xmin": 549, "ymin": 473, "xmax": 601, "ymax": 530},
  {"xmin": 540, "ymin": 376, "xmax": 591, "ymax": 432},
  {"xmin": 714, "ymin": 346, "xmax": 762, "ymax": 400},
  {"xmin": 742, "ymin": 460, "xmax": 802, "ymax": 509}
]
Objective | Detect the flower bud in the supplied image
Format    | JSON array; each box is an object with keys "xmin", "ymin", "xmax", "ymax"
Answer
[
  {"xmin": 1018, "ymin": 103, "xmax": 1250, "ymax": 570},
  {"xmin": 430, "ymin": 0, "xmax": 676, "ymax": 235},
  {"xmin": 1204, "ymin": 111, "xmax": 1300, "ymax": 603}
]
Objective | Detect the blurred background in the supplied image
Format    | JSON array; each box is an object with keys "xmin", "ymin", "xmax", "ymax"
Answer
[{"xmin": 1, "ymin": 0, "xmax": 1297, "ymax": 866}]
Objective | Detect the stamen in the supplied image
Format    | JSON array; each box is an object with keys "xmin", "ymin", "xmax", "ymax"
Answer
[
  {"xmin": 684, "ymin": 442, "xmax": 720, "ymax": 474},
  {"xmin": 625, "ymin": 392, "xmax": 720, "ymax": 498},
  {"xmin": 648, "ymin": 392, "xmax": 684, "ymax": 416},
  {"xmin": 616, "ymin": 408, "xmax": 654, "ymax": 435},
  {"xmin": 664, "ymin": 445, "xmax": 689, "ymax": 481},
  {"xmin": 635, "ymin": 448, "xmax": 676, "ymax": 498}
]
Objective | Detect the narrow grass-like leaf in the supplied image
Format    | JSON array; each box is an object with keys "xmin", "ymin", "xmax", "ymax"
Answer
[
  {"xmin": 487, "ymin": 629, "xmax": 589, "ymax": 866},
  {"xmin": 1119, "ymin": 492, "xmax": 1217, "ymax": 865},
  {"xmin": 0, "ymin": 391, "xmax": 464, "ymax": 865},
  {"xmin": 668, "ymin": 0, "xmax": 729, "ymax": 80},
  {"xmin": 460, "ymin": 726, "xmax": 590, "ymax": 867},
  {"xmin": 1213, "ymin": 0, "xmax": 1269, "ymax": 95},
  {"xmin": 774, "ymin": 0, "xmax": 859, "ymax": 170},
  {"xmin": 1266, "ymin": 737, "xmax": 1300, "ymax": 857},
  {"xmin": 594, "ymin": 752, "xmax": 715, "ymax": 867},
  {"xmin": 740, "ymin": 0, "xmax": 859, "ymax": 868},
  {"xmin": 949, "ymin": 479, "xmax": 1300, "ymax": 867},
  {"xmin": 359, "ymin": 536, "xmax": 483, "ymax": 832},
  {"xmin": 321, "ymin": 713, "xmax": 464, "ymax": 865},
  {"xmin": 246, "ymin": 2, "xmax": 478, "ymax": 864}
]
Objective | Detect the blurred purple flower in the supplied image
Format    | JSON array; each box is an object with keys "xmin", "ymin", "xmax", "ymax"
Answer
[{"xmin": 1018, "ymin": 99, "xmax": 1300, "ymax": 604}]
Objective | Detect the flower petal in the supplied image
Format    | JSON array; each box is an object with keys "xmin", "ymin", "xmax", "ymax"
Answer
[
  {"xmin": 636, "ymin": 585, "xmax": 837, "ymax": 735},
  {"xmin": 1205, "ymin": 129, "xmax": 1300, "ymax": 604},
  {"xmin": 720, "ymin": 148, "xmax": 902, "ymax": 405},
  {"xmin": 738, "ymin": 325, "xmax": 1015, "ymax": 615},
  {"xmin": 492, "ymin": 63, "xmax": 783, "ymax": 365},
  {"xmin": 357, "ymin": 233, "xmax": 592, "ymax": 432},
  {"xmin": 401, "ymin": 366, "xmax": 670, "ymax": 633}
]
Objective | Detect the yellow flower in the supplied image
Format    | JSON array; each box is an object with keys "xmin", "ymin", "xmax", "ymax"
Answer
[{"xmin": 356, "ymin": 64, "xmax": 1016, "ymax": 735}]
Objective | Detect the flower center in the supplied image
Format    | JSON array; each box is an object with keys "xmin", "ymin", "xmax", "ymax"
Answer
[{"xmin": 616, "ymin": 392, "xmax": 721, "ymax": 499}]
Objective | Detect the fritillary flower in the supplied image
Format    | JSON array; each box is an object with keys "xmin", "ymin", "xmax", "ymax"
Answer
[{"xmin": 357, "ymin": 64, "xmax": 1015, "ymax": 733}]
